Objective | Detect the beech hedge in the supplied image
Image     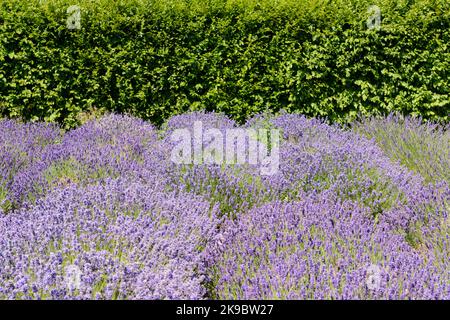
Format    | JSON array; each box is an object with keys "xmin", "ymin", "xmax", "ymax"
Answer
[{"xmin": 0, "ymin": 0, "xmax": 449, "ymax": 127}]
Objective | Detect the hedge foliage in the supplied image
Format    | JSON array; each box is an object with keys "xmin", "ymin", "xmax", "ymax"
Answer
[{"xmin": 0, "ymin": 0, "xmax": 449, "ymax": 127}]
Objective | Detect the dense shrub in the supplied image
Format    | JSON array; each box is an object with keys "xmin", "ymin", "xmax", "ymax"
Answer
[
  {"xmin": 353, "ymin": 114, "xmax": 450, "ymax": 184},
  {"xmin": 1, "ymin": 0, "xmax": 449, "ymax": 127},
  {"xmin": 0, "ymin": 179, "xmax": 220, "ymax": 299},
  {"xmin": 0, "ymin": 114, "xmax": 166, "ymax": 212},
  {"xmin": 214, "ymin": 192, "xmax": 449, "ymax": 299}
]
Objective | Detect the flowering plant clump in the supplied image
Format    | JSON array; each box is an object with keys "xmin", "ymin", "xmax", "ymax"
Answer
[
  {"xmin": 353, "ymin": 114, "xmax": 450, "ymax": 184},
  {"xmin": 0, "ymin": 112, "xmax": 448, "ymax": 299},
  {"xmin": 0, "ymin": 120, "xmax": 63, "ymax": 212},
  {"xmin": 213, "ymin": 191, "xmax": 449, "ymax": 299},
  {"xmin": 0, "ymin": 179, "xmax": 220, "ymax": 299},
  {"xmin": 1, "ymin": 115, "xmax": 168, "ymax": 213}
]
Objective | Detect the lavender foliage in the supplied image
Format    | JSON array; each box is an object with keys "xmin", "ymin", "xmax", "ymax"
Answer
[
  {"xmin": 0, "ymin": 179, "xmax": 219, "ymax": 299},
  {"xmin": 0, "ymin": 112, "xmax": 448, "ymax": 299}
]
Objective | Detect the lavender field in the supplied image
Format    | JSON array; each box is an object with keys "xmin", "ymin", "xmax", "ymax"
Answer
[{"xmin": 0, "ymin": 112, "xmax": 449, "ymax": 299}]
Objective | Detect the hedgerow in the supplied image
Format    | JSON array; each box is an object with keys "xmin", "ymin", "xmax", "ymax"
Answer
[{"xmin": 1, "ymin": 0, "xmax": 449, "ymax": 127}]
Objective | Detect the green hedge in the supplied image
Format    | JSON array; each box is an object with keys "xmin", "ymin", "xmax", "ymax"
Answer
[{"xmin": 1, "ymin": 0, "xmax": 449, "ymax": 127}]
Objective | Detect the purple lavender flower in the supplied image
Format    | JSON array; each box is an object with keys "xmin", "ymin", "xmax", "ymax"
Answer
[
  {"xmin": 0, "ymin": 179, "xmax": 220, "ymax": 299},
  {"xmin": 1, "ymin": 112, "xmax": 448, "ymax": 300},
  {"xmin": 213, "ymin": 193, "xmax": 449, "ymax": 299}
]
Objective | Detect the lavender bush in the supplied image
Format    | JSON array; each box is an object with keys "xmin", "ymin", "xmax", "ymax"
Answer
[
  {"xmin": 0, "ymin": 120, "xmax": 62, "ymax": 212},
  {"xmin": 0, "ymin": 115, "xmax": 168, "ymax": 213},
  {"xmin": 0, "ymin": 179, "xmax": 220, "ymax": 299},
  {"xmin": 213, "ymin": 190, "xmax": 449, "ymax": 299},
  {"xmin": 352, "ymin": 114, "xmax": 450, "ymax": 184},
  {"xmin": 0, "ymin": 112, "xmax": 448, "ymax": 300}
]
